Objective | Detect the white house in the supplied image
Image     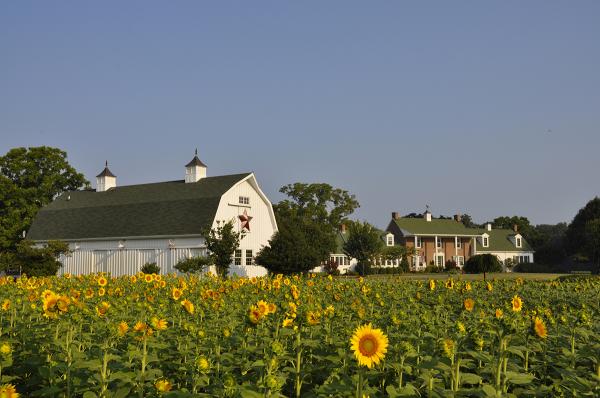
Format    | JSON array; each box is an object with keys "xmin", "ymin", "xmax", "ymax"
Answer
[{"xmin": 27, "ymin": 152, "xmax": 278, "ymax": 277}]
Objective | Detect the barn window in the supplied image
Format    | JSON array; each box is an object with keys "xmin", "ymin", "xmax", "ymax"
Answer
[
  {"xmin": 245, "ymin": 250, "xmax": 253, "ymax": 265},
  {"xmin": 239, "ymin": 196, "xmax": 250, "ymax": 205},
  {"xmin": 234, "ymin": 250, "xmax": 242, "ymax": 265}
]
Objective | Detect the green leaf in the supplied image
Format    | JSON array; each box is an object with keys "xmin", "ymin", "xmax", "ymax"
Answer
[{"xmin": 505, "ymin": 371, "xmax": 534, "ymax": 385}]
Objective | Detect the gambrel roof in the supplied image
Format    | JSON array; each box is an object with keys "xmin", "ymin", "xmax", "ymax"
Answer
[{"xmin": 27, "ymin": 173, "xmax": 251, "ymax": 241}]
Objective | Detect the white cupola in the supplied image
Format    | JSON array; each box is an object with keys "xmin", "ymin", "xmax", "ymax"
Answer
[
  {"xmin": 185, "ymin": 149, "xmax": 207, "ymax": 183},
  {"xmin": 96, "ymin": 161, "xmax": 116, "ymax": 192}
]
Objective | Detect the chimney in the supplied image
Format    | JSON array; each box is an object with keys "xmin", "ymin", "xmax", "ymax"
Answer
[
  {"xmin": 454, "ymin": 214, "xmax": 461, "ymax": 222},
  {"xmin": 392, "ymin": 212, "xmax": 400, "ymax": 220},
  {"xmin": 486, "ymin": 223, "xmax": 492, "ymax": 231},
  {"xmin": 340, "ymin": 224, "xmax": 347, "ymax": 233},
  {"xmin": 185, "ymin": 149, "xmax": 207, "ymax": 183},
  {"xmin": 96, "ymin": 161, "xmax": 116, "ymax": 192},
  {"xmin": 513, "ymin": 224, "xmax": 518, "ymax": 233}
]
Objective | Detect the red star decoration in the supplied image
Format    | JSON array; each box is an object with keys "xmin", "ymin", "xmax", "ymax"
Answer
[{"xmin": 238, "ymin": 210, "xmax": 253, "ymax": 231}]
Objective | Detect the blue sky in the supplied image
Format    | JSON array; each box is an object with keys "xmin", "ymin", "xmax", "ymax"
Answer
[{"xmin": 1, "ymin": 1, "xmax": 599, "ymax": 228}]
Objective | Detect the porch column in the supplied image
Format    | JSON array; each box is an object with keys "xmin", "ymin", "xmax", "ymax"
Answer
[{"xmin": 455, "ymin": 236, "xmax": 458, "ymax": 257}]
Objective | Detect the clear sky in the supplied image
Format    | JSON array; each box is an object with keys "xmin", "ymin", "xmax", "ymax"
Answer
[{"xmin": 1, "ymin": 1, "xmax": 599, "ymax": 228}]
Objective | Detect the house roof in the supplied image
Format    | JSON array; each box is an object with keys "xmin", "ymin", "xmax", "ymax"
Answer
[
  {"xmin": 185, "ymin": 155, "xmax": 207, "ymax": 168},
  {"xmin": 391, "ymin": 217, "xmax": 482, "ymax": 236},
  {"xmin": 476, "ymin": 229, "xmax": 533, "ymax": 252},
  {"xmin": 27, "ymin": 173, "xmax": 251, "ymax": 241}
]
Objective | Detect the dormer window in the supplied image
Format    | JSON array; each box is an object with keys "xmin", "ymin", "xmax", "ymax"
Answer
[
  {"xmin": 239, "ymin": 196, "xmax": 250, "ymax": 205},
  {"xmin": 482, "ymin": 236, "xmax": 489, "ymax": 248},
  {"xmin": 386, "ymin": 234, "xmax": 394, "ymax": 246},
  {"xmin": 515, "ymin": 236, "xmax": 522, "ymax": 248}
]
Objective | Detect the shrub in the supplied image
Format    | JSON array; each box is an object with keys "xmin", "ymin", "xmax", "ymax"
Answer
[
  {"xmin": 445, "ymin": 259, "xmax": 458, "ymax": 272},
  {"xmin": 513, "ymin": 262, "xmax": 554, "ymax": 273},
  {"xmin": 423, "ymin": 264, "xmax": 441, "ymax": 273},
  {"xmin": 141, "ymin": 262, "xmax": 160, "ymax": 274},
  {"xmin": 463, "ymin": 254, "xmax": 503, "ymax": 274},
  {"xmin": 323, "ymin": 259, "xmax": 340, "ymax": 276},
  {"xmin": 174, "ymin": 257, "xmax": 211, "ymax": 274}
]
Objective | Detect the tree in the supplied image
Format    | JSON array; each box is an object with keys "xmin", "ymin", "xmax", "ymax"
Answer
[
  {"xmin": 0, "ymin": 147, "xmax": 88, "ymax": 253},
  {"xmin": 174, "ymin": 256, "xmax": 212, "ymax": 274},
  {"xmin": 275, "ymin": 183, "xmax": 359, "ymax": 229},
  {"xmin": 566, "ymin": 197, "xmax": 600, "ymax": 256},
  {"xmin": 382, "ymin": 245, "xmax": 414, "ymax": 273},
  {"xmin": 583, "ymin": 219, "xmax": 600, "ymax": 273},
  {"xmin": 463, "ymin": 254, "xmax": 502, "ymax": 279},
  {"xmin": 203, "ymin": 221, "xmax": 242, "ymax": 277},
  {"xmin": 256, "ymin": 214, "xmax": 336, "ymax": 274},
  {"xmin": 460, "ymin": 214, "xmax": 478, "ymax": 228},
  {"xmin": 343, "ymin": 221, "xmax": 383, "ymax": 276},
  {"xmin": 9, "ymin": 240, "xmax": 70, "ymax": 276},
  {"xmin": 492, "ymin": 216, "xmax": 534, "ymax": 239}
]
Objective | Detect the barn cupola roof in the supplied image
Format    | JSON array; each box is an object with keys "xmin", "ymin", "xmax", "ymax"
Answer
[
  {"xmin": 96, "ymin": 161, "xmax": 116, "ymax": 178},
  {"xmin": 96, "ymin": 161, "xmax": 117, "ymax": 192},
  {"xmin": 185, "ymin": 149, "xmax": 207, "ymax": 183}
]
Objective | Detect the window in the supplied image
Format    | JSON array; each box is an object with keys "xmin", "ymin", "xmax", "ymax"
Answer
[
  {"xmin": 239, "ymin": 196, "xmax": 250, "ymax": 205},
  {"xmin": 245, "ymin": 250, "xmax": 253, "ymax": 265},
  {"xmin": 435, "ymin": 255, "xmax": 444, "ymax": 267},
  {"xmin": 386, "ymin": 235, "xmax": 394, "ymax": 246},
  {"xmin": 454, "ymin": 256, "xmax": 464, "ymax": 267},
  {"xmin": 482, "ymin": 236, "xmax": 489, "ymax": 247},
  {"xmin": 436, "ymin": 238, "xmax": 442, "ymax": 249},
  {"xmin": 416, "ymin": 236, "xmax": 422, "ymax": 248},
  {"xmin": 234, "ymin": 250, "xmax": 242, "ymax": 265},
  {"xmin": 516, "ymin": 237, "xmax": 522, "ymax": 248},
  {"xmin": 456, "ymin": 238, "xmax": 462, "ymax": 249},
  {"xmin": 518, "ymin": 255, "xmax": 530, "ymax": 264}
]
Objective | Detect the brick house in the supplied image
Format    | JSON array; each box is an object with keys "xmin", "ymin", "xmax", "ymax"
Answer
[{"xmin": 385, "ymin": 210, "xmax": 534, "ymax": 270}]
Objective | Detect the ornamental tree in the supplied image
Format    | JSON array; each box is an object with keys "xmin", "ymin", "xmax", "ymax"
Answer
[
  {"xmin": 343, "ymin": 221, "xmax": 383, "ymax": 276},
  {"xmin": 202, "ymin": 221, "xmax": 242, "ymax": 277}
]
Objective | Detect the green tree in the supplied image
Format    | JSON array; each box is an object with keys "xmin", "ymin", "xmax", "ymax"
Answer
[
  {"xmin": 256, "ymin": 214, "xmax": 336, "ymax": 274},
  {"xmin": 583, "ymin": 219, "xmax": 600, "ymax": 272},
  {"xmin": 382, "ymin": 245, "xmax": 414, "ymax": 273},
  {"xmin": 492, "ymin": 216, "xmax": 534, "ymax": 238},
  {"xmin": 276, "ymin": 183, "xmax": 359, "ymax": 229},
  {"xmin": 460, "ymin": 214, "xmax": 478, "ymax": 228},
  {"xmin": 174, "ymin": 256, "xmax": 212, "ymax": 274},
  {"xmin": 203, "ymin": 221, "xmax": 242, "ymax": 277},
  {"xmin": 566, "ymin": 197, "xmax": 600, "ymax": 256},
  {"xmin": 343, "ymin": 221, "xmax": 383, "ymax": 276},
  {"xmin": 8, "ymin": 239, "xmax": 70, "ymax": 276},
  {"xmin": 0, "ymin": 147, "xmax": 88, "ymax": 252},
  {"xmin": 463, "ymin": 254, "xmax": 503, "ymax": 279}
]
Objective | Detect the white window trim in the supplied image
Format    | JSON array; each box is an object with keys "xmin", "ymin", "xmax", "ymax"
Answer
[
  {"xmin": 415, "ymin": 236, "xmax": 422, "ymax": 249},
  {"xmin": 436, "ymin": 237, "xmax": 443, "ymax": 249},
  {"xmin": 516, "ymin": 237, "xmax": 522, "ymax": 248},
  {"xmin": 482, "ymin": 235, "xmax": 489, "ymax": 248},
  {"xmin": 456, "ymin": 238, "xmax": 462, "ymax": 249},
  {"xmin": 386, "ymin": 234, "xmax": 394, "ymax": 246}
]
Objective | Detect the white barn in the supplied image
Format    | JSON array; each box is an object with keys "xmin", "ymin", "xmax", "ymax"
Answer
[{"xmin": 27, "ymin": 152, "xmax": 278, "ymax": 277}]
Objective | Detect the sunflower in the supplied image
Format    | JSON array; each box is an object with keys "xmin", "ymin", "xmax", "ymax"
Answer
[
  {"xmin": 151, "ymin": 317, "xmax": 168, "ymax": 330},
  {"xmin": 267, "ymin": 303, "xmax": 277, "ymax": 314},
  {"xmin": 428, "ymin": 279, "xmax": 436, "ymax": 291},
  {"xmin": 464, "ymin": 298, "xmax": 475, "ymax": 312},
  {"xmin": 96, "ymin": 302, "xmax": 110, "ymax": 317},
  {"xmin": 445, "ymin": 279, "xmax": 454, "ymax": 289},
  {"xmin": 98, "ymin": 287, "xmax": 106, "ymax": 297},
  {"xmin": 155, "ymin": 379, "xmax": 172, "ymax": 392},
  {"xmin": 350, "ymin": 323, "xmax": 389, "ymax": 368},
  {"xmin": 97, "ymin": 276, "xmax": 108, "ymax": 287},
  {"xmin": 533, "ymin": 317, "xmax": 547, "ymax": 339},
  {"xmin": 0, "ymin": 383, "xmax": 19, "ymax": 398},
  {"xmin": 196, "ymin": 356, "xmax": 210, "ymax": 371},
  {"xmin": 486, "ymin": 282, "xmax": 493, "ymax": 292},
  {"xmin": 306, "ymin": 311, "xmax": 321, "ymax": 325},
  {"xmin": 495, "ymin": 309, "xmax": 503, "ymax": 319},
  {"xmin": 256, "ymin": 300, "xmax": 269, "ymax": 316},
  {"xmin": 172, "ymin": 287, "xmax": 183, "ymax": 301},
  {"xmin": 442, "ymin": 338, "xmax": 455, "ymax": 358},
  {"xmin": 144, "ymin": 274, "xmax": 154, "ymax": 283},
  {"xmin": 0, "ymin": 343, "xmax": 11, "ymax": 355},
  {"xmin": 130, "ymin": 275, "xmax": 137, "ymax": 284},
  {"xmin": 248, "ymin": 306, "xmax": 261, "ymax": 324},
  {"xmin": 118, "ymin": 321, "xmax": 129, "ymax": 336},
  {"xmin": 181, "ymin": 299, "xmax": 194, "ymax": 315},
  {"xmin": 1, "ymin": 299, "xmax": 10, "ymax": 311},
  {"xmin": 282, "ymin": 318, "xmax": 294, "ymax": 327},
  {"xmin": 511, "ymin": 295, "xmax": 523, "ymax": 312}
]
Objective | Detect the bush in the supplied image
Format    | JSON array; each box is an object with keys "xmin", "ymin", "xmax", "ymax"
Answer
[
  {"xmin": 445, "ymin": 259, "xmax": 458, "ymax": 272},
  {"xmin": 463, "ymin": 254, "xmax": 503, "ymax": 274},
  {"xmin": 323, "ymin": 259, "xmax": 340, "ymax": 276},
  {"xmin": 174, "ymin": 257, "xmax": 211, "ymax": 274},
  {"xmin": 423, "ymin": 264, "xmax": 442, "ymax": 273},
  {"xmin": 141, "ymin": 262, "xmax": 160, "ymax": 274},
  {"xmin": 513, "ymin": 263, "xmax": 555, "ymax": 273}
]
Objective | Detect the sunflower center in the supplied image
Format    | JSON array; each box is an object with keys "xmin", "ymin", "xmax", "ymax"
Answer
[{"xmin": 359, "ymin": 335, "xmax": 378, "ymax": 356}]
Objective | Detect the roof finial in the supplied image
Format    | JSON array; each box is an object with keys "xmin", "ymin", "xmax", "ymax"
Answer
[
  {"xmin": 426, "ymin": 204, "xmax": 430, "ymax": 212},
  {"xmin": 105, "ymin": 160, "xmax": 108, "ymax": 167},
  {"xmin": 195, "ymin": 148, "xmax": 198, "ymax": 156}
]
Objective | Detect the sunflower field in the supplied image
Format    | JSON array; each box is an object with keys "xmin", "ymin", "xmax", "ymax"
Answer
[{"xmin": 0, "ymin": 273, "xmax": 598, "ymax": 397}]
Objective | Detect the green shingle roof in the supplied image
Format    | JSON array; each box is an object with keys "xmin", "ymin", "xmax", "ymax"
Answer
[
  {"xmin": 27, "ymin": 173, "xmax": 251, "ymax": 241},
  {"xmin": 477, "ymin": 229, "xmax": 533, "ymax": 252},
  {"xmin": 392, "ymin": 218, "xmax": 482, "ymax": 236}
]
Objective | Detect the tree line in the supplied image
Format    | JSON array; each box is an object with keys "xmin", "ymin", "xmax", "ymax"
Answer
[{"xmin": 1, "ymin": 146, "xmax": 599, "ymax": 276}]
